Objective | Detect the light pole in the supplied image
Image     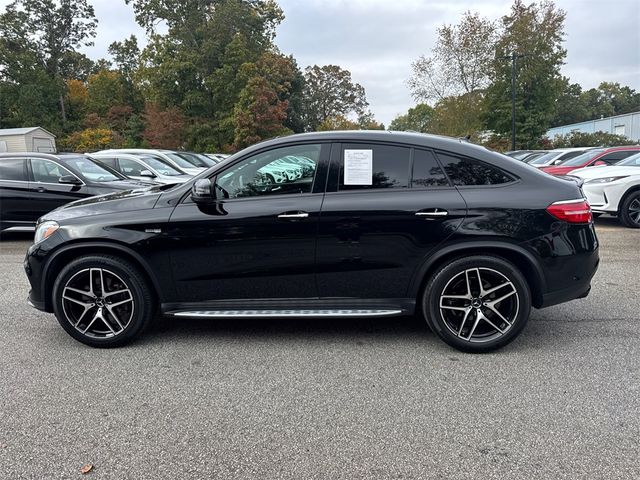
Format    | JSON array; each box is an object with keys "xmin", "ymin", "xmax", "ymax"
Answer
[{"xmin": 504, "ymin": 52, "xmax": 525, "ymax": 150}]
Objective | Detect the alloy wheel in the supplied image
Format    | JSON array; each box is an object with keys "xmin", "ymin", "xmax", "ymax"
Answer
[
  {"xmin": 439, "ymin": 267, "xmax": 519, "ymax": 343},
  {"xmin": 61, "ymin": 268, "xmax": 135, "ymax": 338},
  {"xmin": 627, "ymin": 198, "xmax": 640, "ymax": 225}
]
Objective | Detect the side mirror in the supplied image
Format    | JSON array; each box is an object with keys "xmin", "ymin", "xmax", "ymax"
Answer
[
  {"xmin": 58, "ymin": 175, "xmax": 82, "ymax": 185},
  {"xmin": 191, "ymin": 178, "xmax": 216, "ymax": 204},
  {"xmin": 140, "ymin": 169, "xmax": 156, "ymax": 178},
  {"xmin": 593, "ymin": 160, "xmax": 606, "ymax": 166}
]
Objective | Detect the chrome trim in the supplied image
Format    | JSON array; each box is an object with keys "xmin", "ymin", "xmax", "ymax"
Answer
[
  {"xmin": 277, "ymin": 213, "xmax": 309, "ymax": 219},
  {"xmin": 171, "ymin": 309, "xmax": 402, "ymax": 318},
  {"xmin": 415, "ymin": 211, "xmax": 448, "ymax": 217},
  {"xmin": 550, "ymin": 198, "xmax": 587, "ymax": 205}
]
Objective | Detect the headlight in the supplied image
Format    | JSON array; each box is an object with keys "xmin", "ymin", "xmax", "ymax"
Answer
[
  {"xmin": 585, "ymin": 176, "xmax": 629, "ymax": 184},
  {"xmin": 34, "ymin": 221, "xmax": 59, "ymax": 244}
]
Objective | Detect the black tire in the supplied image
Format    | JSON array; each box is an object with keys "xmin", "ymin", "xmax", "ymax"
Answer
[
  {"xmin": 52, "ymin": 255, "xmax": 155, "ymax": 347},
  {"xmin": 618, "ymin": 191, "xmax": 640, "ymax": 228},
  {"xmin": 422, "ymin": 255, "xmax": 531, "ymax": 353}
]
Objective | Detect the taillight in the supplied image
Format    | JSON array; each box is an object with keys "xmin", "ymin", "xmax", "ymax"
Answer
[{"xmin": 546, "ymin": 199, "xmax": 592, "ymax": 223}]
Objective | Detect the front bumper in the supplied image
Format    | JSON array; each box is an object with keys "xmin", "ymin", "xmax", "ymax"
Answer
[{"xmin": 582, "ymin": 181, "xmax": 627, "ymax": 213}]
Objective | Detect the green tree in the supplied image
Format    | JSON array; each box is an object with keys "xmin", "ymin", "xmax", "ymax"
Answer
[
  {"xmin": 431, "ymin": 92, "xmax": 485, "ymax": 137},
  {"xmin": 86, "ymin": 70, "xmax": 129, "ymax": 117},
  {"xmin": 0, "ymin": 0, "xmax": 97, "ymax": 127},
  {"xmin": 550, "ymin": 131, "xmax": 632, "ymax": 148},
  {"xmin": 409, "ymin": 11, "xmax": 496, "ymax": 102},
  {"xmin": 389, "ymin": 104, "xmax": 435, "ymax": 132},
  {"xmin": 301, "ymin": 65, "xmax": 369, "ymax": 131},
  {"xmin": 484, "ymin": 0, "xmax": 567, "ymax": 148}
]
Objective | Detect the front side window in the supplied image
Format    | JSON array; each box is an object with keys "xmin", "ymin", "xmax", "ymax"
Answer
[
  {"xmin": 338, "ymin": 144, "xmax": 410, "ymax": 190},
  {"xmin": 437, "ymin": 153, "xmax": 514, "ymax": 186},
  {"xmin": 599, "ymin": 151, "xmax": 638, "ymax": 164},
  {"xmin": 140, "ymin": 156, "xmax": 183, "ymax": 176},
  {"xmin": 118, "ymin": 158, "xmax": 145, "ymax": 177},
  {"xmin": 217, "ymin": 144, "xmax": 321, "ymax": 198},
  {"xmin": 63, "ymin": 157, "xmax": 120, "ymax": 182},
  {"xmin": 0, "ymin": 158, "xmax": 27, "ymax": 181},
  {"xmin": 31, "ymin": 159, "xmax": 75, "ymax": 183}
]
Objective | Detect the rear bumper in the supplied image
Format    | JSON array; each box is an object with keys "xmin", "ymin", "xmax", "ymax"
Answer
[{"xmin": 538, "ymin": 247, "xmax": 599, "ymax": 308}]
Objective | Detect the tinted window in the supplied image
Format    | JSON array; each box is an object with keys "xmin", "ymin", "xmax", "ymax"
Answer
[
  {"xmin": 557, "ymin": 151, "xmax": 584, "ymax": 161},
  {"xmin": 600, "ymin": 151, "xmax": 637, "ymax": 164},
  {"xmin": 31, "ymin": 159, "xmax": 74, "ymax": 183},
  {"xmin": 412, "ymin": 149, "xmax": 449, "ymax": 187},
  {"xmin": 339, "ymin": 144, "xmax": 410, "ymax": 190},
  {"xmin": 560, "ymin": 149, "xmax": 605, "ymax": 167},
  {"xmin": 218, "ymin": 144, "xmax": 321, "ymax": 198},
  {"xmin": 0, "ymin": 158, "xmax": 27, "ymax": 181},
  {"xmin": 437, "ymin": 153, "xmax": 514, "ymax": 186},
  {"xmin": 94, "ymin": 156, "xmax": 117, "ymax": 169}
]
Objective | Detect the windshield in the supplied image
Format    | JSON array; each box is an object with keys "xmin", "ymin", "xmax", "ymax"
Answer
[
  {"xmin": 164, "ymin": 153, "xmax": 198, "ymax": 169},
  {"xmin": 529, "ymin": 152, "xmax": 560, "ymax": 165},
  {"xmin": 177, "ymin": 152, "xmax": 214, "ymax": 168},
  {"xmin": 140, "ymin": 156, "xmax": 183, "ymax": 176},
  {"xmin": 559, "ymin": 149, "xmax": 605, "ymax": 167},
  {"xmin": 66, "ymin": 157, "xmax": 122, "ymax": 182},
  {"xmin": 617, "ymin": 152, "xmax": 640, "ymax": 166}
]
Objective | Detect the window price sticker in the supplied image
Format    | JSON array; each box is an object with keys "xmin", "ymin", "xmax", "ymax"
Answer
[{"xmin": 344, "ymin": 149, "xmax": 373, "ymax": 185}]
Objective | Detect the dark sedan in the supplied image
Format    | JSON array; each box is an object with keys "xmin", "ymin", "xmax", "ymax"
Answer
[{"xmin": 0, "ymin": 152, "xmax": 155, "ymax": 233}]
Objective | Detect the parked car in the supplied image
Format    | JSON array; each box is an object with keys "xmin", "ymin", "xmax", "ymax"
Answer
[
  {"xmin": 206, "ymin": 153, "xmax": 230, "ymax": 163},
  {"xmin": 25, "ymin": 131, "xmax": 598, "ymax": 353},
  {"xmin": 174, "ymin": 151, "xmax": 217, "ymax": 168},
  {"xmin": 571, "ymin": 151, "xmax": 640, "ymax": 228},
  {"xmin": 527, "ymin": 147, "xmax": 595, "ymax": 168},
  {"xmin": 0, "ymin": 152, "xmax": 154, "ymax": 233},
  {"xmin": 90, "ymin": 153, "xmax": 192, "ymax": 185},
  {"xmin": 96, "ymin": 149, "xmax": 204, "ymax": 175},
  {"xmin": 505, "ymin": 150, "xmax": 547, "ymax": 161},
  {"xmin": 540, "ymin": 146, "xmax": 640, "ymax": 176}
]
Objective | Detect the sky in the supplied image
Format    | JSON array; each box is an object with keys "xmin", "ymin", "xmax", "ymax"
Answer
[{"xmin": 2, "ymin": 0, "xmax": 639, "ymax": 125}]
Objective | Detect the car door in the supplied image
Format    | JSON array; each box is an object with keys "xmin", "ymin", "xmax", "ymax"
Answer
[
  {"xmin": 315, "ymin": 143, "xmax": 467, "ymax": 299},
  {"xmin": 0, "ymin": 157, "xmax": 32, "ymax": 227},
  {"xmin": 27, "ymin": 158, "xmax": 88, "ymax": 219},
  {"xmin": 166, "ymin": 142, "xmax": 331, "ymax": 302}
]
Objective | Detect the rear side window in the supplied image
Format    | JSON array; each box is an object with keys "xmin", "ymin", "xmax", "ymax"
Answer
[
  {"xmin": 412, "ymin": 149, "xmax": 449, "ymax": 187},
  {"xmin": 118, "ymin": 158, "xmax": 144, "ymax": 176},
  {"xmin": 437, "ymin": 153, "xmax": 514, "ymax": 186},
  {"xmin": 339, "ymin": 144, "xmax": 410, "ymax": 190},
  {"xmin": 0, "ymin": 158, "xmax": 27, "ymax": 181}
]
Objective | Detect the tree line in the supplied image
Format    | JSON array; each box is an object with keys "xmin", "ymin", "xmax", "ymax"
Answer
[
  {"xmin": 1, "ymin": 0, "xmax": 638, "ymax": 153},
  {"xmin": 0, "ymin": 0, "xmax": 381, "ymax": 153},
  {"xmin": 393, "ymin": 0, "xmax": 640, "ymax": 149}
]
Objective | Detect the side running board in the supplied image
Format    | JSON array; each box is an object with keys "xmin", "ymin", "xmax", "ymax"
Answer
[{"xmin": 167, "ymin": 309, "xmax": 403, "ymax": 318}]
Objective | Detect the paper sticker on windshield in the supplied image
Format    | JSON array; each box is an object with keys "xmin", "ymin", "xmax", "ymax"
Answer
[{"xmin": 344, "ymin": 149, "xmax": 373, "ymax": 185}]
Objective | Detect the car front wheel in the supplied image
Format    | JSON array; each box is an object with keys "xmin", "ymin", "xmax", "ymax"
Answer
[
  {"xmin": 52, "ymin": 255, "xmax": 155, "ymax": 347},
  {"xmin": 422, "ymin": 255, "xmax": 531, "ymax": 353},
  {"xmin": 619, "ymin": 191, "xmax": 640, "ymax": 228}
]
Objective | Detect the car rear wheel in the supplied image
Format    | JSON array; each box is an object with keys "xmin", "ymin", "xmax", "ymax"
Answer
[
  {"xmin": 619, "ymin": 191, "xmax": 640, "ymax": 228},
  {"xmin": 422, "ymin": 255, "xmax": 531, "ymax": 353},
  {"xmin": 52, "ymin": 255, "xmax": 155, "ymax": 347}
]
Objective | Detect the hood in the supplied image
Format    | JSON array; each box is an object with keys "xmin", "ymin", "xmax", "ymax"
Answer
[
  {"xmin": 43, "ymin": 185, "xmax": 165, "ymax": 222},
  {"xmin": 571, "ymin": 165, "xmax": 640, "ymax": 179}
]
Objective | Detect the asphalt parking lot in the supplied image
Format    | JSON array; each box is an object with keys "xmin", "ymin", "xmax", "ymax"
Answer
[{"xmin": 0, "ymin": 217, "xmax": 638, "ymax": 479}]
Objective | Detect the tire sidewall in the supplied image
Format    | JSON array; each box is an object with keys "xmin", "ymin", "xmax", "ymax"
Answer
[
  {"xmin": 620, "ymin": 191, "xmax": 640, "ymax": 228},
  {"xmin": 423, "ymin": 255, "xmax": 532, "ymax": 353},
  {"xmin": 52, "ymin": 255, "xmax": 153, "ymax": 347}
]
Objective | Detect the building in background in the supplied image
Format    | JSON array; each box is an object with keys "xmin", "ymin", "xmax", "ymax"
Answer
[
  {"xmin": 546, "ymin": 111, "xmax": 640, "ymax": 142},
  {"xmin": 0, "ymin": 127, "xmax": 56, "ymax": 153}
]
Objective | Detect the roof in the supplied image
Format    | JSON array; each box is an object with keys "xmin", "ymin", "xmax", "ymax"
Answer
[{"xmin": 0, "ymin": 127, "xmax": 56, "ymax": 137}]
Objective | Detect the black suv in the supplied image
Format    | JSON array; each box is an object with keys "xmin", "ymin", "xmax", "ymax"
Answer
[
  {"xmin": 0, "ymin": 152, "xmax": 154, "ymax": 233},
  {"xmin": 24, "ymin": 132, "xmax": 599, "ymax": 352}
]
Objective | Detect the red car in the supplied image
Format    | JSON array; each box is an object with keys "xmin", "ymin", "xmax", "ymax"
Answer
[{"xmin": 541, "ymin": 146, "xmax": 640, "ymax": 176}]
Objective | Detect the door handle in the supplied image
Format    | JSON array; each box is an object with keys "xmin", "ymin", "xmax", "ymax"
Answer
[
  {"xmin": 277, "ymin": 212, "xmax": 309, "ymax": 219},
  {"xmin": 36, "ymin": 187, "xmax": 46, "ymax": 193},
  {"xmin": 415, "ymin": 209, "xmax": 448, "ymax": 217}
]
